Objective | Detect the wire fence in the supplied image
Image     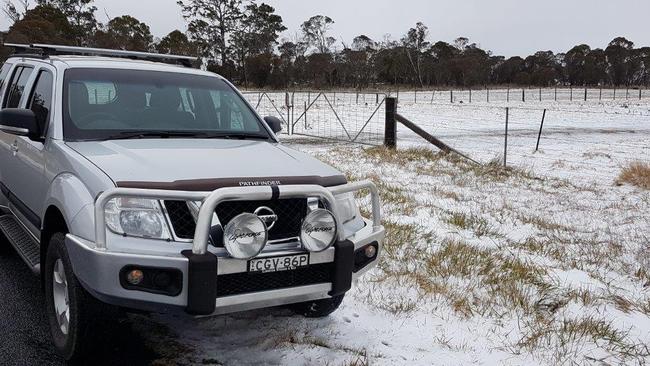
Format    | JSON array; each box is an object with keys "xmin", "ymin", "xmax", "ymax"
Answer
[
  {"xmin": 396, "ymin": 102, "xmax": 650, "ymax": 181},
  {"xmin": 388, "ymin": 87, "xmax": 650, "ymax": 104}
]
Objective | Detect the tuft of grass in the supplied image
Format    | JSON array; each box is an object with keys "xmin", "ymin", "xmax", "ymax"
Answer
[
  {"xmin": 616, "ymin": 161, "xmax": 650, "ymax": 189},
  {"xmin": 445, "ymin": 212, "xmax": 499, "ymax": 238},
  {"xmin": 516, "ymin": 316, "xmax": 650, "ymax": 364},
  {"xmin": 421, "ymin": 239, "xmax": 550, "ymax": 317},
  {"xmin": 363, "ymin": 146, "xmax": 443, "ymax": 164}
]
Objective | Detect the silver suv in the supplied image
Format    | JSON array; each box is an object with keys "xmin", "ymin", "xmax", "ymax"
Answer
[{"xmin": 0, "ymin": 44, "xmax": 384, "ymax": 361}]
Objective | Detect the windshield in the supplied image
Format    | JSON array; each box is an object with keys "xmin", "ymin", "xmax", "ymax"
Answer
[{"xmin": 62, "ymin": 68, "xmax": 271, "ymax": 141}]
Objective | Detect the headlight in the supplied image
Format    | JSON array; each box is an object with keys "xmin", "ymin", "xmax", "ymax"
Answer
[
  {"xmin": 335, "ymin": 192, "xmax": 360, "ymax": 224},
  {"xmin": 301, "ymin": 209, "xmax": 337, "ymax": 252},
  {"xmin": 105, "ymin": 198, "xmax": 171, "ymax": 240},
  {"xmin": 223, "ymin": 213, "xmax": 268, "ymax": 259}
]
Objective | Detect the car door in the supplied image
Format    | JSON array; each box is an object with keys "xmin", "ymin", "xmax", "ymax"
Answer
[
  {"xmin": 0, "ymin": 64, "xmax": 35, "ymax": 227},
  {"xmin": 0, "ymin": 62, "xmax": 14, "ymax": 209},
  {"xmin": 3, "ymin": 65, "xmax": 53, "ymax": 236}
]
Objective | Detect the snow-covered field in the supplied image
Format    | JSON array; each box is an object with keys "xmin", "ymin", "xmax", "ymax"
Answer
[{"xmin": 141, "ymin": 95, "xmax": 649, "ymax": 365}]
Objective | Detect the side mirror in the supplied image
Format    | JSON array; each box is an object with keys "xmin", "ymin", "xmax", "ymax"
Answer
[
  {"xmin": 263, "ymin": 116, "xmax": 283, "ymax": 134},
  {"xmin": 0, "ymin": 108, "xmax": 41, "ymax": 141}
]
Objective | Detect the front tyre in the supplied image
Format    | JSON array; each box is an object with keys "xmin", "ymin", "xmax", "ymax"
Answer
[
  {"xmin": 44, "ymin": 233, "xmax": 117, "ymax": 362},
  {"xmin": 289, "ymin": 294, "xmax": 345, "ymax": 318}
]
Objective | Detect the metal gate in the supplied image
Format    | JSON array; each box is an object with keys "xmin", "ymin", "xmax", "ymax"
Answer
[{"xmin": 244, "ymin": 91, "xmax": 386, "ymax": 145}]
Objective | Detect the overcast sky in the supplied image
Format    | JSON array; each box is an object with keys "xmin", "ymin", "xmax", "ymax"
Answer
[{"xmin": 2, "ymin": 0, "xmax": 649, "ymax": 56}]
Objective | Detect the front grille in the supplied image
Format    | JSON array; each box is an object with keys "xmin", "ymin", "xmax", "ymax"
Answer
[
  {"xmin": 164, "ymin": 200, "xmax": 196, "ymax": 239},
  {"xmin": 164, "ymin": 198, "xmax": 308, "ymax": 242},
  {"xmin": 216, "ymin": 263, "xmax": 333, "ymax": 297}
]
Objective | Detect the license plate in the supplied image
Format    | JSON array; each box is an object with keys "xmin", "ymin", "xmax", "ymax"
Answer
[{"xmin": 248, "ymin": 254, "xmax": 309, "ymax": 273}]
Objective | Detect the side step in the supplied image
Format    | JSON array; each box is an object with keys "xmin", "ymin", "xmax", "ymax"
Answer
[{"xmin": 0, "ymin": 215, "xmax": 40, "ymax": 274}]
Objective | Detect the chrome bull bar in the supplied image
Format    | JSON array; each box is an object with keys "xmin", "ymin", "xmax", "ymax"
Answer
[{"xmin": 94, "ymin": 181, "xmax": 381, "ymax": 253}]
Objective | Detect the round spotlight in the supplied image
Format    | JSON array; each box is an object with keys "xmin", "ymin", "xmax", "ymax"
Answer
[
  {"xmin": 127, "ymin": 269, "xmax": 144, "ymax": 285},
  {"xmin": 301, "ymin": 209, "xmax": 337, "ymax": 252},
  {"xmin": 223, "ymin": 213, "xmax": 268, "ymax": 259}
]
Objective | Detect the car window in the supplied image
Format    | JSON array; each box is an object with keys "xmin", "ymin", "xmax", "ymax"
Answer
[
  {"xmin": 4, "ymin": 66, "xmax": 34, "ymax": 108},
  {"xmin": 0, "ymin": 63, "xmax": 12, "ymax": 100},
  {"xmin": 63, "ymin": 68, "xmax": 270, "ymax": 141},
  {"xmin": 29, "ymin": 70, "xmax": 54, "ymax": 135}
]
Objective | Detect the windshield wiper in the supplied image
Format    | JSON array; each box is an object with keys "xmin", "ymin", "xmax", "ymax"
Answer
[
  {"xmin": 105, "ymin": 131, "xmax": 210, "ymax": 140},
  {"xmin": 205, "ymin": 133, "xmax": 270, "ymax": 141}
]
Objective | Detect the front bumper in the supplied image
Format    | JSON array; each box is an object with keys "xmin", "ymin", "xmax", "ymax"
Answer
[{"xmin": 66, "ymin": 181, "xmax": 385, "ymax": 316}]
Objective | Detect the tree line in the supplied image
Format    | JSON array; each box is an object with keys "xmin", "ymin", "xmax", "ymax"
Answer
[{"xmin": 2, "ymin": 0, "xmax": 649, "ymax": 89}]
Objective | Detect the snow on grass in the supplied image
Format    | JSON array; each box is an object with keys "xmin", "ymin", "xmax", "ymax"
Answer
[{"xmin": 145, "ymin": 99, "xmax": 649, "ymax": 365}]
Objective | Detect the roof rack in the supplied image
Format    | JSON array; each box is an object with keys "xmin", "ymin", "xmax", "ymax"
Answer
[{"xmin": 3, "ymin": 43, "xmax": 197, "ymax": 67}]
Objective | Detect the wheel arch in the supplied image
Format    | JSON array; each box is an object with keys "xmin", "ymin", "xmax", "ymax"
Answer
[{"xmin": 41, "ymin": 205, "xmax": 69, "ymax": 283}]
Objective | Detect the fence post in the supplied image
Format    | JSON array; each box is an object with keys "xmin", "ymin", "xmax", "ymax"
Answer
[
  {"xmin": 304, "ymin": 101, "xmax": 308, "ymax": 130},
  {"xmin": 522, "ymin": 88, "xmax": 525, "ymax": 102},
  {"xmin": 469, "ymin": 88, "xmax": 472, "ymax": 103},
  {"xmin": 285, "ymin": 92, "xmax": 291, "ymax": 135},
  {"xmin": 504, "ymin": 107, "xmax": 509, "ymax": 167},
  {"xmin": 507, "ymin": 87, "xmax": 510, "ymax": 102},
  {"xmin": 431, "ymin": 90, "xmax": 435, "ymax": 104},
  {"xmin": 539, "ymin": 88, "xmax": 542, "ymax": 102},
  {"xmin": 555, "ymin": 87, "xmax": 557, "ymax": 101},
  {"xmin": 450, "ymin": 90, "xmax": 453, "ymax": 103},
  {"xmin": 415, "ymin": 89, "xmax": 418, "ymax": 104},
  {"xmin": 584, "ymin": 87, "xmax": 587, "ymax": 102},
  {"xmin": 384, "ymin": 97, "xmax": 397, "ymax": 149},
  {"xmin": 570, "ymin": 86, "xmax": 573, "ymax": 101},
  {"xmin": 487, "ymin": 87, "xmax": 490, "ymax": 103},
  {"xmin": 626, "ymin": 88, "xmax": 629, "ymax": 99},
  {"xmin": 613, "ymin": 88, "xmax": 616, "ymax": 100},
  {"xmin": 536, "ymin": 109, "xmax": 547, "ymax": 152},
  {"xmin": 599, "ymin": 87, "xmax": 602, "ymax": 101}
]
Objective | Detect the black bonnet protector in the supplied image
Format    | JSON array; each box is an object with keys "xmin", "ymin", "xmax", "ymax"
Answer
[{"xmin": 116, "ymin": 175, "xmax": 348, "ymax": 191}]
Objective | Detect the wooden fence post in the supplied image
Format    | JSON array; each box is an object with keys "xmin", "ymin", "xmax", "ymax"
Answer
[
  {"xmin": 584, "ymin": 87, "xmax": 587, "ymax": 102},
  {"xmin": 450, "ymin": 90, "xmax": 453, "ymax": 103},
  {"xmin": 384, "ymin": 97, "xmax": 397, "ymax": 149}
]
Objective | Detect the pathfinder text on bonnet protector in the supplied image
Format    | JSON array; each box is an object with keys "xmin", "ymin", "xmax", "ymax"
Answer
[{"xmin": 0, "ymin": 43, "xmax": 385, "ymax": 361}]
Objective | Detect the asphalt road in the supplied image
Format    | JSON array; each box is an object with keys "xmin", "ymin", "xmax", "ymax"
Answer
[{"xmin": 0, "ymin": 236, "xmax": 161, "ymax": 366}]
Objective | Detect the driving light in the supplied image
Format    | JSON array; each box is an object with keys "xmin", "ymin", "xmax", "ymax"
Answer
[
  {"xmin": 223, "ymin": 213, "xmax": 268, "ymax": 259},
  {"xmin": 105, "ymin": 198, "xmax": 171, "ymax": 240},
  {"xmin": 301, "ymin": 209, "xmax": 337, "ymax": 252}
]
